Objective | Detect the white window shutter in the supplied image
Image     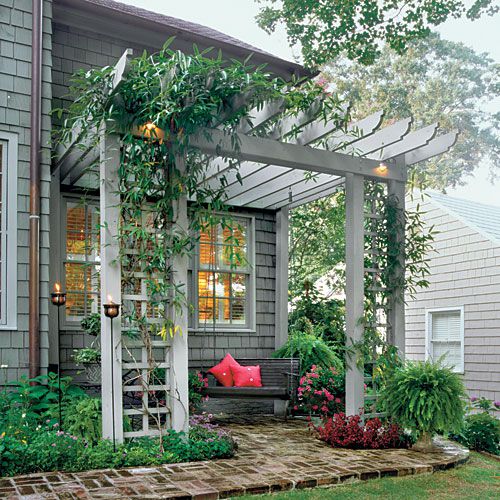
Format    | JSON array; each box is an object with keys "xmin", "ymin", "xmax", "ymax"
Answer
[{"xmin": 427, "ymin": 309, "xmax": 464, "ymax": 373}]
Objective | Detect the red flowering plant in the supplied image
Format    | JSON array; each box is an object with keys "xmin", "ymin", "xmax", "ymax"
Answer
[
  {"xmin": 315, "ymin": 413, "xmax": 410, "ymax": 449},
  {"xmin": 189, "ymin": 371, "xmax": 209, "ymax": 413},
  {"xmin": 295, "ymin": 365, "xmax": 345, "ymax": 417}
]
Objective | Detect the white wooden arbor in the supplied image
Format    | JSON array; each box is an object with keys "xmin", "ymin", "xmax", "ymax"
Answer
[{"xmin": 54, "ymin": 49, "xmax": 457, "ymax": 441}]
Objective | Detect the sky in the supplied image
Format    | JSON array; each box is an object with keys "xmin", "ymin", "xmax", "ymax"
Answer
[{"xmin": 119, "ymin": 0, "xmax": 500, "ymax": 205}]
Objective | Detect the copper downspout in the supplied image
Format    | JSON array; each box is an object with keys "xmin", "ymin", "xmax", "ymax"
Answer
[{"xmin": 29, "ymin": 0, "xmax": 43, "ymax": 379}]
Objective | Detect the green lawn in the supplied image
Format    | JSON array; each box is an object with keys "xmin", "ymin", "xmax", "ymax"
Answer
[{"xmin": 243, "ymin": 452, "xmax": 500, "ymax": 500}]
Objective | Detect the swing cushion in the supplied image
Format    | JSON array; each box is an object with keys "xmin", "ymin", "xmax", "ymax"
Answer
[
  {"xmin": 208, "ymin": 353, "xmax": 240, "ymax": 387},
  {"xmin": 232, "ymin": 364, "xmax": 262, "ymax": 387}
]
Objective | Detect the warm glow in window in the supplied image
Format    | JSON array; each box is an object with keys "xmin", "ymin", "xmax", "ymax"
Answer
[
  {"xmin": 64, "ymin": 200, "xmax": 100, "ymax": 321},
  {"xmin": 198, "ymin": 220, "xmax": 250, "ymax": 326}
]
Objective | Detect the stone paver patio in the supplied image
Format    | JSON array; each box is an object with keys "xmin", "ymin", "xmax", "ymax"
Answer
[{"xmin": 0, "ymin": 417, "xmax": 469, "ymax": 499}]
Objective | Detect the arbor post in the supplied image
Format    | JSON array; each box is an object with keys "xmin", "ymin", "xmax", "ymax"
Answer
[
  {"xmin": 274, "ymin": 206, "xmax": 289, "ymax": 416},
  {"xmin": 99, "ymin": 123, "xmax": 124, "ymax": 442},
  {"xmin": 387, "ymin": 177, "xmax": 406, "ymax": 357},
  {"xmin": 169, "ymin": 155, "xmax": 189, "ymax": 433},
  {"xmin": 345, "ymin": 173, "xmax": 365, "ymax": 416}
]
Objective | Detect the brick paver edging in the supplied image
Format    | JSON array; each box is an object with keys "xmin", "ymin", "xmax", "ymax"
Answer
[{"xmin": 0, "ymin": 417, "xmax": 469, "ymax": 499}]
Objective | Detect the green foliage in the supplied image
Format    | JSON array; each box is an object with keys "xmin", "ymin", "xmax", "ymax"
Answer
[
  {"xmin": 64, "ymin": 397, "xmax": 102, "ymax": 445},
  {"xmin": 80, "ymin": 313, "xmax": 101, "ymax": 336},
  {"xmin": 256, "ymin": 0, "xmax": 498, "ymax": 67},
  {"xmin": 322, "ymin": 34, "xmax": 500, "ymax": 189},
  {"xmin": 457, "ymin": 412, "xmax": 500, "ymax": 455},
  {"xmin": 0, "ymin": 412, "xmax": 235, "ymax": 476},
  {"xmin": 289, "ymin": 192, "xmax": 345, "ymax": 299},
  {"xmin": 380, "ymin": 359, "xmax": 467, "ymax": 438},
  {"xmin": 72, "ymin": 348, "xmax": 101, "ymax": 364},
  {"xmin": 274, "ymin": 318, "xmax": 343, "ymax": 375},
  {"xmin": 289, "ymin": 284, "xmax": 345, "ymax": 347}
]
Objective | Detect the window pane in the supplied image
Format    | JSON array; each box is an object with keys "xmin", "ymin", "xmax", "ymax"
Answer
[
  {"xmin": 231, "ymin": 274, "xmax": 246, "ymax": 298},
  {"xmin": 231, "ymin": 299, "xmax": 246, "ymax": 324},
  {"xmin": 198, "ymin": 296, "xmax": 214, "ymax": 322},
  {"xmin": 215, "ymin": 297, "xmax": 230, "ymax": 323},
  {"xmin": 198, "ymin": 271, "xmax": 213, "ymax": 297},
  {"xmin": 215, "ymin": 273, "xmax": 230, "ymax": 298}
]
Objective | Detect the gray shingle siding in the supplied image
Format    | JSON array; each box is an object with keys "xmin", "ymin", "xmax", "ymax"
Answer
[
  {"xmin": 0, "ymin": 0, "xmax": 52, "ymax": 383},
  {"xmin": 406, "ymin": 197, "xmax": 500, "ymax": 403}
]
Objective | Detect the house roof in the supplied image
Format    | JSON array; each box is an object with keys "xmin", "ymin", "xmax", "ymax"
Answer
[
  {"xmin": 428, "ymin": 191, "xmax": 500, "ymax": 244},
  {"xmin": 53, "ymin": 0, "xmax": 313, "ymax": 80}
]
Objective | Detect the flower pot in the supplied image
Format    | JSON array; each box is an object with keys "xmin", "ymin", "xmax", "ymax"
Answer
[
  {"xmin": 412, "ymin": 432, "xmax": 439, "ymax": 452},
  {"xmin": 83, "ymin": 362, "xmax": 101, "ymax": 384}
]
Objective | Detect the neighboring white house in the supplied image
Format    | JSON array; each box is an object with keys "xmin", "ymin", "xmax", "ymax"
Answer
[{"xmin": 406, "ymin": 192, "xmax": 500, "ymax": 403}]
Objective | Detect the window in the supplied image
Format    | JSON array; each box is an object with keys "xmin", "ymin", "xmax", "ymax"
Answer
[
  {"xmin": 195, "ymin": 217, "xmax": 254, "ymax": 329},
  {"xmin": 63, "ymin": 198, "xmax": 100, "ymax": 322},
  {"xmin": 0, "ymin": 133, "xmax": 17, "ymax": 329},
  {"xmin": 426, "ymin": 307, "xmax": 464, "ymax": 373}
]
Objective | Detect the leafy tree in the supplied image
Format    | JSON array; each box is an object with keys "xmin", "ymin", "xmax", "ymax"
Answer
[
  {"xmin": 322, "ymin": 34, "xmax": 500, "ymax": 189},
  {"xmin": 256, "ymin": 0, "xmax": 499, "ymax": 68}
]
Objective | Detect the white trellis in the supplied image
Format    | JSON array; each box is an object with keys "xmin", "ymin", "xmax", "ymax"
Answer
[{"xmin": 55, "ymin": 48, "xmax": 458, "ymax": 440}]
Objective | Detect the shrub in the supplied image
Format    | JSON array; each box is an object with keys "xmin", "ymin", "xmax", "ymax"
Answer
[
  {"xmin": 189, "ymin": 371, "xmax": 209, "ymax": 413},
  {"xmin": 315, "ymin": 413, "xmax": 410, "ymax": 449},
  {"xmin": 296, "ymin": 365, "xmax": 344, "ymax": 416},
  {"xmin": 273, "ymin": 318, "xmax": 343, "ymax": 374},
  {"xmin": 64, "ymin": 397, "xmax": 102, "ymax": 444},
  {"xmin": 457, "ymin": 412, "xmax": 500, "ymax": 455},
  {"xmin": 380, "ymin": 359, "xmax": 466, "ymax": 439}
]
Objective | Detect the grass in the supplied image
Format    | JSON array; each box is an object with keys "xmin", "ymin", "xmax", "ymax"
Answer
[{"xmin": 242, "ymin": 452, "xmax": 500, "ymax": 500}]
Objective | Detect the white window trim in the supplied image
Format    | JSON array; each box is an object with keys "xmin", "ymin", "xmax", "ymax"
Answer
[
  {"xmin": 0, "ymin": 132, "xmax": 18, "ymax": 330},
  {"xmin": 190, "ymin": 214, "xmax": 256, "ymax": 333},
  {"xmin": 425, "ymin": 306, "xmax": 464, "ymax": 374}
]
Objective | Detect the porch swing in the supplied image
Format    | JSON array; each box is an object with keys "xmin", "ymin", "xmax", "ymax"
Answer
[{"xmin": 196, "ymin": 218, "xmax": 300, "ymax": 415}]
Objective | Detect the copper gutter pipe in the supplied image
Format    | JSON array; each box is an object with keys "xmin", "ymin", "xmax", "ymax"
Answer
[{"xmin": 29, "ymin": 0, "xmax": 43, "ymax": 379}]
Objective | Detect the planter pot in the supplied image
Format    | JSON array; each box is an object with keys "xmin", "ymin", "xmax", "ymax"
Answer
[
  {"xmin": 83, "ymin": 363, "xmax": 101, "ymax": 383},
  {"xmin": 412, "ymin": 432, "xmax": 439, "ymax": 452}
]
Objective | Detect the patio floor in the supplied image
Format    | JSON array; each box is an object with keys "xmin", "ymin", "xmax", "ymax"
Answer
[{"xmin": 1, "ymin": 416, "xmax": 469, "ymax": 499}]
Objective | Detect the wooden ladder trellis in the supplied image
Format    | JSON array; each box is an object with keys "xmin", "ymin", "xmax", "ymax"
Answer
[{"xmin": 363, "ymin": 181, "xmax": 389, "ymax": 420}]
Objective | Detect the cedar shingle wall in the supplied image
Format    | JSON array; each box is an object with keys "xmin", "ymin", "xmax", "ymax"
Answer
[
  {"xmin": 406, "ymin": 199, "xmax": 500, "ymax": 403},
  {"xmin": 0, "ymin": 0, "xmax": 52, "ymax": 382}
]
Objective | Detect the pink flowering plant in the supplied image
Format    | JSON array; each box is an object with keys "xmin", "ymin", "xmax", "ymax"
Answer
[
  {"xmin": 189, "ymin": 371, "xmax": 209, "ymax": 413},
  {"xmin": 295, "ymin": 365, "xmax": 345, "ymax": 417}
]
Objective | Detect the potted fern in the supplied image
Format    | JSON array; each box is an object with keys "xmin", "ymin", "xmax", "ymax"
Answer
[{"xmin": 380, "ymin": 359, "xmax": 466, "ymax": 451}]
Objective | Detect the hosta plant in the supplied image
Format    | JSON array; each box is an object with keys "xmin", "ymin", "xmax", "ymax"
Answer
[{"xmin": 380, "ymin": 359, "xmax": 466, "ymax": 451}]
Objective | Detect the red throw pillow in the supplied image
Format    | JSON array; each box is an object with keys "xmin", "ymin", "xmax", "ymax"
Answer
[
  {"xmin": 232, "ymin": 364, "xmax": 262, "ymax": 387},
  {"xmin": 208, "ymin": 353, "xmax": 241, "ymax": 387}
]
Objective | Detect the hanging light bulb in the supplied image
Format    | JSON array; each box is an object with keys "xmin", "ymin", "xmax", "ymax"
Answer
[{"xmin": 377, "ymin": 161, "xmax": 388, "ymax": 174}]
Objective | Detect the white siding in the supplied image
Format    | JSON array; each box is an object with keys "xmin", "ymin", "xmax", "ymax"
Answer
[{"xmin": 405, "ymin": 198, "xmax": 500, "ymax": 403}]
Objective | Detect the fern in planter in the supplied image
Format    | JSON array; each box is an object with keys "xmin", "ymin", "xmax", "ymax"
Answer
[
  {"xmin": 380, "ymin": 359, "xmax": 466, "ymax": 450},
  {"xmin": 273, "ymin": 318, "xmax": 343, "ymax": 374}
]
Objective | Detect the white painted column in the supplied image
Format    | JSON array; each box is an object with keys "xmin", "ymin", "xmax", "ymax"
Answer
[
  {"xmin": 344, "ymin": 173, "xmax": 365, "ymax": 416},
  {"xmin": 99, "ymin": 123, "xmax": 124, "ymax": 442},
  {"xmin": 169, "ymin": 155, "xmax": 189, "ymax": 433},
  {"xmin": 387, "ymin": 178, "xmax": 406, "ymax": 357},
  {"xmin": 274, "ymin": 206, "xmax": 290, "ymax": 416},
  {"xmin": 275, "ymin": 206, "xmax": 289, "ymax": 350}
]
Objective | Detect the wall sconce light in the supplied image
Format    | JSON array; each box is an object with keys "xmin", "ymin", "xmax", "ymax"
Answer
[{"xmin": 377, "ymin": 161, "xmax": 388, "ymax": 174}]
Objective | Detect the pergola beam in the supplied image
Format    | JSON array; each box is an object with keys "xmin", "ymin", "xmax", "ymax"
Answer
[
  {"xmin": 190, "ymin": 127, "xmax": 406, "ymax": 182},
  {"xmin": 405, "ymin": 130, "xmax": 458, "ymax": 165}
]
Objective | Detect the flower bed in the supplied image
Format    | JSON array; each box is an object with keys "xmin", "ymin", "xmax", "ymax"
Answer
[{"xmin": 0, "ymin": 374, "xmax": 234, "ymax": 477}]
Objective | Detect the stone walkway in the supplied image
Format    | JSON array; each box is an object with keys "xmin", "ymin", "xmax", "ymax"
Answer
[{"xmin": 1, "ymin": 417, "xmax": 469, "ymax": 499}]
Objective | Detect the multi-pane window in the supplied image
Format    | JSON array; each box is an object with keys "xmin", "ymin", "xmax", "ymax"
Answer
[
  {"xmin": 0, "ymin": 134, "xmax": 17, "ymax": 329},
  {"xmin": 197, "ymin": 218, "xmax": 252, "ymax": 328},
  {"xmin": 426, "ymin": 308, "xmax": 464, "ymax": 373},
  {"xmin": 63, "ymin": 199, "xmax": 100, "ymax": 322}
]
